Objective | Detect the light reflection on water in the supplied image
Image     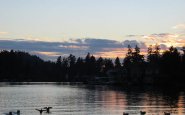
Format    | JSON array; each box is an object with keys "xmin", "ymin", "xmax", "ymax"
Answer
[{"xmin": 0, "ymin": 83, "xmax": 184, "ymax": 115}]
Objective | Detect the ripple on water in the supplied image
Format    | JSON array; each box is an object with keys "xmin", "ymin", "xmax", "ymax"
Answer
[{"xmin": 0, "ymin": 83, "xmax": 185, "ymax": 115}]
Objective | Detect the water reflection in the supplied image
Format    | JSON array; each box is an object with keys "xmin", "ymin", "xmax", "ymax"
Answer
[{"xmin": 0, "ymin": 83, "xmax": 185, "ymax": 115}]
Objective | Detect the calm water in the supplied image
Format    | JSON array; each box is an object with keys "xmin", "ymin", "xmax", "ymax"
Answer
[{"xmin": 0, "ymin": 83, "xmax": 185, "ymax": 115}]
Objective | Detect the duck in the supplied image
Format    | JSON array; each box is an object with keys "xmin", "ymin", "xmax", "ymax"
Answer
[
  {"xmin": 35, "ymin": 109, "xmax": 46, "ymax": 114},
  {"xmin": 8, "ymin": 112, "xmax": 12, "ymax": 115},
  {"xmin": 16, "ymin": 110, "xmax": 20, "ymax": 115},
  {"xmin": 4, "ymin": 110, "xmax": 20, "ymax": 115},
  {"xmin": 43, "ymin": 107, "xmax": 52, "ymax": 113}
]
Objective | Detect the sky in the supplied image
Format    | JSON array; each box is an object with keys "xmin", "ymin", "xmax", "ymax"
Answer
[{"xmin": 0, "ymin": 0, "xmax": 185, "ymax": 60}]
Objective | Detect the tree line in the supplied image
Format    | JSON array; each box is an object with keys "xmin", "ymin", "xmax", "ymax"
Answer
[
  {"xmin": 0, "ymin": 50, "xmax": 115, "ymax": 82},
  {"xmin": 0, "ymin": 45, "xmax": 185, "ymax": 86},
  {"xmin": 123, "ymin": 45, "xmax": 185, "ymax": 86}
]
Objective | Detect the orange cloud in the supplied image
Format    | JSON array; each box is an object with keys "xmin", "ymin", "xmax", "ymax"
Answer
[
  {"xmin": 94, "ymin": 48, "xmax": 126, "ymax": 58},
  {"xmin": 33, "ymin": 51, "xmax": 62, "ymax": 57},
  {"xmin": 94, "ymin": 48, "xmax": 148, "ymax": 59},
  {"xmin": 173, "ymin": 24, "xmax": 185, "ymax": 30},
  {"xmin": 59, "ymin": 45, "xmax": 89, "ymax": 50},
  {"xmin": 0, "ymin": 37, "xmax": 184, "ymax": 60},
  {"xmin": 0, "ymin": 31, "xmax": 8, "ymax": 35},
  {"xmin": 142, "ymin": 33, "xmax": 185, "ymax": 47}
]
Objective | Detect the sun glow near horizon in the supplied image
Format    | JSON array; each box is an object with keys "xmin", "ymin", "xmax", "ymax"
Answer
[{"xmin": 0, "ymin": 0, "xmax": 185, "ymax": 59}]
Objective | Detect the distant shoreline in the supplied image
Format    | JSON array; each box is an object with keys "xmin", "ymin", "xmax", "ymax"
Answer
[{"xmin": 1, "ymin": 46, "xmax": 185, "ymax": 89}]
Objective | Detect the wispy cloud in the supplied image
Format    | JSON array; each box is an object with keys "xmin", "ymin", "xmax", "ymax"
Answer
[
  {"xmin": 126, "ymin": 32, "xmax": 185, "ymax": 48},
  {"xmin": 122, "ymin": 40, "xmax": 147, "ymax": 49},
  {"xmin": 142, "ymin": 33, "xmax": 178, "ymax": 41},
  {"xmin": 144, "ymin": 33, "xmax": 185, "ymax": 47},
  {"xmin": 1, "ymin": 31, "xmax": 184, "ymax": 60},
  {"xmin": 31, "ymin": 51, "xmax": 64, "ymax": 60},
  {"xmin": 126, "ymin": 35, "xmax": 144, "ymax": 38},
  {"xmin": 0, "ymin": 31, "xmax": 8, "ymax": 35},
  {"xmin": 0, "ymin": 38, "xmax": 150, "ymax": 60},
  {"xmin": 173, "ymin": 24, "xmax": 185, "ymax": 30}
]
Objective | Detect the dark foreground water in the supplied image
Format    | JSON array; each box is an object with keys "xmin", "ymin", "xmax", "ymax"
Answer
[{"xmin": 0, "ymin": 83, "xmax": 185, "ymax": 115}]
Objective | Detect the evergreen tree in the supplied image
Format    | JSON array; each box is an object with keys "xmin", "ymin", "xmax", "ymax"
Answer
[
  {"xmin": 115, "ymin": 57, "xmax": 121, "ymax": 68},
  {"xmin": 76, "ymin": 57, "xmax": 84, "ymax": 75},
  {"xmin": 181, "ymin": 46, "xmax": 185, "ymax": 64},
  {"xmin": 68, "ymin": 54, "xmax": 76, "ymax": 67},
  {"xmin": 90, "ymin": 55, "xmax": 96, "ymax": 74},
  {"xmin": 132, "ymin": 45, "xmax": 144, "ymax": 63},
  {"xmin": 67, "ymin": 54, "xmax": 76, "ymax": 80},
  {"xmin": 123, "ymin": 45, "xmax": 133, "ymax": 68},
  {"xmin": 161, "ymin": 46, "xmax": 181, "ymax": 77},
  {"xmin": 147, "ymin": 45, "xmax": 153, "ymax": 62},
  {"xmin": 61, "ymin": 57, "xmax": 69, "ymax": 80},
  {"xmin": 85, "ymin": 52, "xmax": 91, "ymax": 63},
  {"xmin": 56, "ymin": 56, "xmax": 62, "ymax": 66},
  {"xmin": 147, "ymin": 44, "xmax": 161, "ymax": 63},
  {"xmin": 103, "ymin": 59, "xmax": 114, "ymax": 72},
  {"xmin": 96, "ymin": 57, "xmax": 104, "ymax": 73},
  {"xmin": 84, "ymin": 52, "xmax": 92, "ymax": 75},
  {"xmin": 154, "ymin": 44, "xmax": 160, "ymax": 56}
]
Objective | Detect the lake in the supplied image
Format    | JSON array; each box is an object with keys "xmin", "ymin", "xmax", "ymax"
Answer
[{"xmin": 0, "ymin": 83, "xmax": 185, "ymax": 115}]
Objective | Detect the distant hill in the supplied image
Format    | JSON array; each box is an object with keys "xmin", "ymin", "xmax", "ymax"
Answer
[{"xmin": 0, "ymin": 50, "xmax": 57, "ymax": 81}]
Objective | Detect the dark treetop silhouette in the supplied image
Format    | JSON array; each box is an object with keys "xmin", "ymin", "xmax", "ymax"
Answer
[{"xmin": 0, "ymin": 45, "xmax": 185, "ymax": 87}]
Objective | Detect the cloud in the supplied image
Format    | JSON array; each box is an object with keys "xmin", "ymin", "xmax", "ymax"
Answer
[
  {"xmin": 0, "ymin": 38, "xmax": 150, "ymax": 60},
  {"xmin": 33, "ymin": 51, "xmax": 62, "ymax": 57},
  {"xmin": 0, "ymin": 38, "xmax": 123, "ymax": 60},
  {"xmin": 94, "ymin": 48, "xmax": 127, "ymax": 58},
  {"xmin": 31, "ymin": 51, "xmax": 64, "ymax": 60},
  {"xmin": 59, "ymin": 45, "xmax": 89, "ymax": 50},
  {"xmin": 173, "ymin": 24, "xmax": 185, "ymax": 30},
  {"xmin": 124, "ymin": 32, "xmax": 182, "ymax": 53},
  {"xmin": 141, "ymin": 33, "xmax": 185, "ymax": 48},
  {"xmin": 1, "ymin": 36, "xmax": 182, "ymax": 60},
  {"xmin": 143, "ymin": 33, "xmax": 178, "ymax": 40},
  {"xmin": 0, "ymin": 31, "xmax": 8, "ymax": 35},
  {"xmin": 126, "ymin": 33, "xmax": 180, "ymax": 48},
  {"xmin": 122, "ymin": 40, "xmax": 147, "ymax": 49},
  {"xmin": 126, "ymin": 35, "xmax": 144, "ymax": 38}
]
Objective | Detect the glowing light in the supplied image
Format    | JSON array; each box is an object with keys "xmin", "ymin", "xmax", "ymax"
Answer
[{"xmin": 33, "ymin": 51, "xmax": 62, "ymax": 57}]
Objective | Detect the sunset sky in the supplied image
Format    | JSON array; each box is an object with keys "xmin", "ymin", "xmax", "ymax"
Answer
[{"xmin": 0, "ymin": 0, "xmax": 185, "ymax": 60}]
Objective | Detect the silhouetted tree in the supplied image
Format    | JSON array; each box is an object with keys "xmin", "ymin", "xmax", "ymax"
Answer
[
  {"xmin": 56, "ymin": 56, "xmax": 62, "ymax": 80},
  {"xmin": 96, "ymin": 57, "xmax": 104, "ymax": 73},
  {"xmin": 123, "ymin": 45, "xmax": 133, "ymax": 69},
  {"xmin": 147, "ymin": 44, "xmax": 161, "ymax": 64},
  {"xmin": 67, "ymin": 54, "xmax": 76, "ymax": 81},
  {"xmin": 132, "ymin": 45, "xmax": 144, "ymax": 64},
  {"xmin": 68, "ymin": 54, "xmax": 76, "ymax": 67},
  {"xmin": 1, "ymin": 47, "xmax": 185, "ymax": 87},
  {"xmin": 84, "ymin": 53, "xmax": 96, "ymax": 76},
  {"xmin": 103, "ymin": 59, "xmax": 114, "ymax": 72},
  {"xmin": 76, "ymin": 57, "xmax": 84, "ymax": 74},
  {"xmin": 61, "ymin": 57, "xmax": 68, "ymax": 80},
  {"xmin": 0, "ymin": 50, "xmax": 56, "ymax": 81},
  {"xmin": 56, "ymin": 56, "xmax": 62, "ymax": 65},
  {"xmin": 161, "ymin": 46, "xmax": 181, "ymax": 78},
  {"xmin": 154, "ymin": 44, "xmax": 160, "ymax": 55},
  {"xmin": 123, "ymin": 45, "xmax": 144, "ymax": 67},
  {"xmin": 147, "ymin": 45, "xmax": 153, "ymax": 62},
  {"xmin": 90, "ymin": 55, "xmax": 96, "ymax": 74},
  {"xmin": 115, "ymin": 57, "xmax": 121, "ymax": 68},
  {"xmin": 181, "ymin": 46, "xmax": 185, "ymax": 67},
  {"xmin": 85, "ymin": 52, "xmax": 91, "ymax": 63}
]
